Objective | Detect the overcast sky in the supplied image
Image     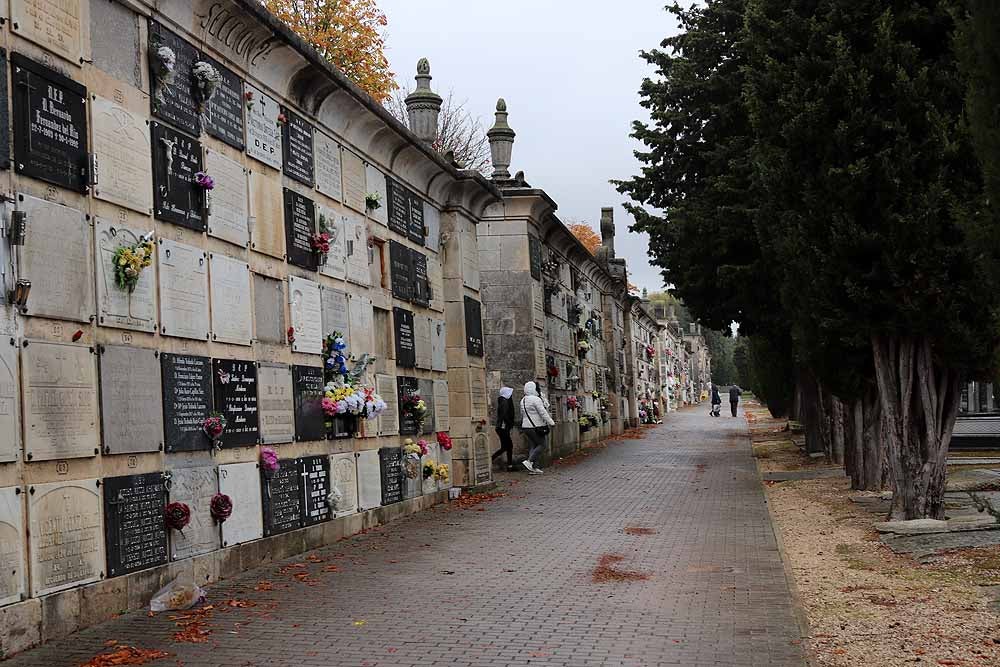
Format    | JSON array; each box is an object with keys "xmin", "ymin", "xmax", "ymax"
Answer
[{"xmin": 378, "ymin": 0, "xmax": 682, "ymax": 294}]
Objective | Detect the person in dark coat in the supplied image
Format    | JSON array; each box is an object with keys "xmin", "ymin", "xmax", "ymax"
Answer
[
  {"xmin": 492, "ymin": 386, "xmax": 516, "ymax": 470},
  {"xmin": 710, "ymin": 385, "xmax": 722, "ymax": 417},
  {"xmin": 729, "ymin": 385, "xmax": 742, "ymax": 417}
]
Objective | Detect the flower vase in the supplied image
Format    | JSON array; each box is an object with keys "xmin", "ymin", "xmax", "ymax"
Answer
[{"xmin": 328, "ymin": 414, "xmax": 357, "ymax": 439}]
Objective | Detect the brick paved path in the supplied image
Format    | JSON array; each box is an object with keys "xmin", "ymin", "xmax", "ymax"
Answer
[{"xmin": 8, "ymin": 407, "xmax": 805, "ymax": 667}]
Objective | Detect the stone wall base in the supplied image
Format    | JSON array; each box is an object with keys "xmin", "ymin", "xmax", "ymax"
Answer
[{"xmin": 0, "ymin": 491, "xmax": 449, "ymax": 659}]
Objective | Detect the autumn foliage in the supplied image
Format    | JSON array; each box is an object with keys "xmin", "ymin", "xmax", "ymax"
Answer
[
  {"xmin": 263, "ymin": 0, "xmax": 396, "ymax": 102},
  {"xmin": 567, "ymin": 222, "xmax": 602, "ymax": 254}
]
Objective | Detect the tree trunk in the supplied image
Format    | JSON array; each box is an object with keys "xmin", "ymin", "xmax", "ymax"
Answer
[
  {"xmin": 871, "ymin": 335, "xmax": 961, "ymax": 519},
  {"xmin": 798, "ymin": 370, "xmax": 830, "ymax": 458},
  {"xmin": 861, "ymin": 388, "xmax": 885, "ymax": 491},
  {"xmin": 830, "ymin": 396, "xmax": 845, "ymax": 465},
  {"xmin": 848, "ymin": 397, "xmax": 864, "ymax": 488}
]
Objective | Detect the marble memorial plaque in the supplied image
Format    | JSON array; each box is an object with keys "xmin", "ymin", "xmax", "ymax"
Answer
[
  {"xmin": 218, "ymin": 462, "xmax": 262, "ymax": 547},
  {"xmin": 314, "ymin": 132, "xmax": 342, "ymax": 201},
  {"xmin": 301, "ymin": 455, "xmax": 330, "ymax": 525},
  {"xmin": 205, "ymin": 149, "xmax": 249, "ymax": 247},
  {"xmin": 244, "ymin": 83, "xmax": 281, "ymax": 170},
  {"xmin": 23, "ymin": 341, "xmax": 97, "ymax": 461},
  {"xmin": 92, "ymin": 96, "xmax": 153, "ymax": 214},
  {"xmin": 100, "ymin": 346, "xmax": 163, "ymax": 454},
  {"xmin": 261, "ymin": 458, "xmax": 302, "ymax": 536},
  {"xmin": 431, "ymin": 320, "xmax": 446, "ymax": 372},
  {"xmin": 210, "ymin": 253, "xmax": 252, "ymax": 346},
  {"xmin": 357, "ymin": 449, "xmax": 380, "ymax": 511},
  {"xmin": 532, "ymin": 284, "xmax": 544, "ymax": 331},
  {"xmin": 328, "ymin": 452, "xmax": 358, "ymax": 517},
  {"xmin": 412, "ymin": 251, "xmax": 430, "ymax": 307},
  {"xmin": 18, "ymin": 194, "xmax": 94, "ymax": 322},
  {"xmin": 167, "ymin": 466, "xmax": 221, "ymax": 560},
  {"xmin": 415, "ymin": 316, "xmax": 431, "ymax": 370},
  {"xmin": 152, "ymin": 122, "xmax": 205, "ymax": 231},
  {"xmin": 284, "ymin": 189, "xmax": 317, "ymax": 270},
  {"xmin": 393, "ymin": 308, "xmax": 415, "ymax": 369},
  {"xmin": 257, "ymin": 363, "xmax": 293, "ymax": 444},
  {"xmin": 289, "ymin": 275, "xmax": 322, "ymax": 354},
  {"xmin": 534, "ymin": 338, "xmax": 546, "ymax": 379},
  {"xmin": 90, "ymin": 0, "xmax": 142, "ymax": 88},
  {"xmin": 11, "ymin": 54, "xmax": 87, "ymax": 192},
  {"xmin": 473, "ymin": 433, "xmax": 491, "ymax": 485},
  {"xmin": 0, "ymin": 341, "xmax": 18, "ymax": 463},
  {"xmin": 396, "ymin": 376, "xmax": 419, "ymax": 435},
  {"xmin": 433, "ymin": 380, "xmax": 450, "ymax": 431},
  {"xmin": 418, "ymin": 378, "xmax": 435, "ymax": 434},
  {"xmin": 403, "ymin": 451, "xmax": 422, "ymax": 500},
  {"xmin": 424, "ymin": 202, "xmax": 440, "ymax": 252},
  {"xmin": 161, "ymin": 353, "xmax": 212, "ymax": 452},
  {"xmin": 248, "ymin": 168, "xmax": 285, "ymax": 258},
  {"xmin": 465, "ymin": 297, "xmax": 484, "ymax": 357},
  {"xmin": 344, "ymin": 212, "xmax": 369, "ymax": 286},
  {"xmin": 364, "ymin": 164, "xmax": 388, "ymax": 226},
  {"xmin": 428, "ymin": 258, "xmax": 444, "ymax": 312},
  {"xmin": 321, "ymin": 287, "xmax": 349, "ymax": 338},
  {"xmin": 103, "ymin": 472, "xmax": 168, "ymax": 577},
  {"xmin": 421, "ymin": 442, "xmax": 438, "ymax": 496},
  {"xmin": 11, "ymin": 0, "xmax": 83, "ymax": 64},
  {"xmin": 201, "ymin": 55, "xmax": 245, "ymax": 150},
  {"xmin": 28, "ymin": 479, "xmax": 102, "ymax": 597},
  {"xmin": 375, "ymin": 374, "xmax": 398, "ymax": 436},
  {"xmin": 379, "ymin": 447, "xmax": 403, "ymax": 505},
  {"xmin": 95, "ymin": 219, "xmax": 157, "ymax": 332},
  {"xmin": 148, "ymin": 20, "xmax": 200, "ymax": 136},
  {"xmin": 461, "ymin": 226, "xmax": 480, "ymax": 291},
  {"xmin": 341, "ymin": 150, "xmax": 366, "ymax": 213},
  {"xmin": 407, "ymin": 191, "xmax": 425, "ymax": 245},
  {"xmin": 0, "ymin": 486, "xmax": 25, "ymax": 606},
  {"xmin": 317, "ymin": 203, "xmax": 346, "ymax": 280},
  {"xmin": 389, "ymin": 240, "xmax": 413, "ymax": 301},
  {"xmin": 253, "ymin": 273, "xmax": 285, "ymax": 344},
  {"xmin": 292, "ymin": 365, "xmax": 324, "ymax": 441},
  {"xmin": 386, "ymin": 177, "xmax": 410, "ymax": 237},
  {"xmin": 158, "ymin": 239, "xmax": 209, "ymax": 340},
  {"xmin": 348, "ymin": 294, "xmax": 374, "ymax": 359},
  {"xmin": 470, "ymin": 372, "xmax": 487, "ymax": 420},
  {"xmin": 213, "ymin": 359, "xmax": 259, "ymax": 447},
  {"xmin": 281, "ymin": 107, "xmax": 313, "ymax": 186}
]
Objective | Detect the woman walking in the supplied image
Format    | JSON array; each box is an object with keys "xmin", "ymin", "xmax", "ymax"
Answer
[
  {"xmin": 520, "ymin": 381, "xmax": 555, "ymax": 475},
  {"xmin": 492, "ymin": 386, "xmax": 516, "ymax": 471}
]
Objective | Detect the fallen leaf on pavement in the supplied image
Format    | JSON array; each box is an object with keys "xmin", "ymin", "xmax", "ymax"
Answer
[{"xmin": 81, "ymin": 644, "xmax": 170, "ymax": 666}]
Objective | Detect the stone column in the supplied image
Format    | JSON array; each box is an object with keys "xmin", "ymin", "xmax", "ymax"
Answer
[{"xmin": 405, "ymin": 58, "xmax": 443, "ymax": 145}]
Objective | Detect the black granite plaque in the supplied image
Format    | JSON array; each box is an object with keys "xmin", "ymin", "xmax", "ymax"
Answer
[
  {"xmin": 379, "ymin": 447, "xmax": 404, "ymax": 505},
  {"xmin": 162, "ymin": 353, "xmax": 213, "ymax": 452},
  {"xmin": 465, "ymin": 296, "xmax": 484, "ymax": 357},
  {"xmin": 201, "ymin": 54, "xmax": 244, "ymax": 150},
  {"xmin": 152, "ymin": 122, "xmax": 205, "ymax": 230},
  {"xmin": 0, "ymin": 50, "xmax": 9, "ymax": 170},
  {"xmin": 261, "ymin": 458, "xmax": 302, "ymax": 536},
  {"xmin": 281, "ymin": 107, "xmax": 313, "ymax": 186},
  {"xmin": 389, "ymin": 240, "xmax": 413, "ymax": 301},
  {"xmin": 148, "ymin": 20, "xmax": 200, "ymax": 137},
  {"xmin": 393, "ymin": 307, "xmax": 415, "ymax": 368},
  {"xmin": 386, "ymin": 177, "xmax": 410, "ymax": 237},
  {"xmin": 213, "ymin": 358, "xmax": 259, "ymax": 447},
  {"xmin": 284, "ymin": 188, "xmax": 317, "ymax": 271},
  {"xmin": 529, "ymin": 237, "xmax": 542, "ymax": 281},
  {"xmin": 407, "ymin": 191, "xmax": 425, "ymax": 244},
  {"xmin": 300, "ymin": 455, "xmax": 331, "ymax": 526},
  {"xmin": 412, "ymin": 251, "xmax": 429, "ymax": 307},
  {"xmin": 103, "ymin": 472, "xmax": 168, "ymax": 578},
  {"xmin": 11, "ymin": 53, "xmax": 87, "ymax": 191},
  {"xmin": 293, "ymin": 365, "xmax": 325, "ymax": 442},
  {"xmin": 397, "ymin": 376, "xmax": 420, "ymax": 435}
]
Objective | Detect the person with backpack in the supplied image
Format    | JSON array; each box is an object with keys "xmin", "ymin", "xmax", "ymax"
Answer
[{"xmin": 520, "ymin": 381, "xmax": 555, "ymax": 475}]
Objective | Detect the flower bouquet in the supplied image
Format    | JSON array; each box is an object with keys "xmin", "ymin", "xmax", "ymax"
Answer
[
  {"xmin": 202, "ymin": 412, "xmax": 226, "ymax": 449},
  {"xmin": 260, "ymin": 446, "xmax": 280, "ymax": 479},
  {"xmin": 151, "ymin": 45, "xmax": 176, "ymax": 95},
  {"xmin": 194, "ymin": 171, "xmax": 215, "ymax": 190},
  {"xmin": 210, "ymin": 493, "xmax": 232, "ymax": 523},
  {"xmin": 113, "ymin": 233, "xmax": 155, "ymax": 293},
  {"xmin": 311, "ymin": 231, "xmax": 331, "ymax": 262},
  {"xmin": 400, "ymin": 391, "xmax": 427, "ymax": 429},
  {"xmin": 365, "ymin": 192, "xmax": 382, "ymax": 211},
  {"xmin": 436, "ymin": 432, "xmax": 452, "ymax": 451},
  {"xmin": 422, "ymin": 461, "xmax": 436, "ymax": 479},
  {"xmin": 433, "ymin": 463, "xmax": 450, "ymax": 484},
  {"xmin": 164, "ymin": 502, "xmax": 191, "ymax": 531},
  {"xmin": 566, "ymin": 396, "xmax": 580, "ymax": 411},
  {"xmin": 402, "ymin": 439, "xmax": 423, "ymax": 479},
  {"xmin": 577, "ymin": 340, "xmax": 591, "ymax": 359},
  {"xmin": 192, "ymin": 60, "xmax": 222, "ymax": 112}
]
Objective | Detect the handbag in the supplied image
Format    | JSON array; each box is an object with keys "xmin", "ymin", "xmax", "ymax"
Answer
[{"xmin": 520, "ymin": 397, "xmax": 550, "ymax": 436}]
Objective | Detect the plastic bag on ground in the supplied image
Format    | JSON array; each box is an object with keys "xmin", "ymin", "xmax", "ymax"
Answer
[{"xmin": 149, "ymin": 573, "xmax": 206, "ymax": 612}]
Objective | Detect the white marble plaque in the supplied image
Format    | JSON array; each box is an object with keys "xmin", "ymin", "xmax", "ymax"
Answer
[
  {"xmin": 23, "ymin": 341, "xmax": 97, "ymax": 461},
  {"xmin": 159, "ymin": 239, "xmax": 209, "ymax": 341},
  {"xmin": 470, "ymin": 371, "xmax": 487, "ymax": 420},
  {"xmin": 424, "ymin": 202, "xmax": 440, "ymax": 252},
  {"xmin": 421, "ymin": 442, "xmax": 438, "ymax": 496},
  {"xmin": 288, "ymin": 275, "xmax": 322, "ymax": 354},
  {"xmin": 17, "ymin": 195, "xmax": 94, "ymax": 323},
  {"xmin": 356, "ymin": 449, "xmax": 380, "ymax": 511},
  {"xmin": 11, "ymin": 0, "xmax": 83, "ymax": 64},
  {"xmin": 257, "ymin": 362, "xmax": 293, "ymax": 444},
  {"xmin": 344, "ymin": 211, "xmax": 369, "ymax": 286},
  {"xmin": 321, "ymin": 287, "xmax": 349, "ymax": 337},
  {"xmin": 461, "ymin": 225, "xmax": 480, "ymax": 291},
  {"xmin": 0, "ymin": 486, "xmax": 25, "ymax": 606},
  {"xmin": 28, "ymin": 479, "xmax": 102, "ymax": 597},
  {"xmin": 348, "ymin": 294, "xmax": 374, "ymax": 361},
  {"xmin": 314, "ymin": 132, "xmax": 343, "ymax": 201},
  {"xmin": 534, "ymin": 337, "xmax": 546, "ymax": 380},
  {"xmin": 317, "ymin": 203, "xmax": 346, "ymax": 280},
  {"xmin": 218, "ymin": 462, "xmax": 262, "ymax": 547},
  {"xmin": 92, "ymin": 96, "xmax": 153, "ymax": 214},
  {"xmin": 100, "ymin": 345, "xmax": 163, "ymax": 454},
  {"xmin": 428, "ymin": 258, "xmax": 444, "ymax": 312},
  {"xmin": 473, "ymin": 432, "xmax": 491, "ymax": 485},
  {"xmin": 375, "ymin": 374, "xmax": 397, "ymax": 436},
  {"xmin": 205, "ymin": 149, "xmax": 249, "ymax": 248},
  {"xmin": 328, "ymin": 452, "xmax": 358, "ymax": 518},
  {"xmin": 253, "ymin": 273, "xmax": 285, "ymax": 344},
  {"xmin": 431, "ymin": 319, "xmax": 446, "ymax": 372},
  {"xmin": 168, "ymin": 466, "xmax": 221, "ymax": 560},
  {"xmin": 248, "ymin": 168, "xmax": 285, "ymax": 259},
  {"xmin": 414, "ymin": 316, "xmax": 431, "ymax": 370},
  {"xmin": 244, "ymin": 83, "xmax": 281, "ymax": 170},
  {"xmin": 95, "ymin": 219, "xmax": 157, "ymax": 333},
  {"xmin": 364, "ymin": 164, "xmax": 388, "ymax": 226},
  {"xmin": 342, "ymin": 150, "xmax": 366, "ymax": 213},
  {"xmin": 433, "ymin": 380, "xmax": 450, "ymax": 431},
  {"xmin": 210, "ymin": 253, "xmax": 252, "ymax": 346},
  {"xmin": 0, "ymin": 341, "xmax": 19, "ymax": 463},
  {"xmin": 532, "ymin": 284, "xmax": 544, "ymax": 331}
]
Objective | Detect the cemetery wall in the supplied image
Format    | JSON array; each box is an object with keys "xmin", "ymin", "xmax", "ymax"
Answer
[
  {"xmin": 0, "ymin": 0, "xmax": 499, "ymax": 655},
  {"xmin": 630, "ymin": 302, "xmax": 663, "ymax": 424}
]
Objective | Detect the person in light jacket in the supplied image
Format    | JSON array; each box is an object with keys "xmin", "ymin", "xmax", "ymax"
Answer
[{"xmin": 520, "ymin": 381, "xmax": 556, "ymax": 474}]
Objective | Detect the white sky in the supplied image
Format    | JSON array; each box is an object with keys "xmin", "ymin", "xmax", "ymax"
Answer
[{"xmin": 378, "ymin": 0, "xmax": 683, "ymax": 293}]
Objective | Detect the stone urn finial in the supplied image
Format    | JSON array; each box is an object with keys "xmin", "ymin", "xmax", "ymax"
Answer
[
  {"xmin": 405, "ymin": 58, "xmax": 442, "ymax": 145},
  {"xmin": 487, "ymin": 97, "xmax": 516, "ymax": 181}
]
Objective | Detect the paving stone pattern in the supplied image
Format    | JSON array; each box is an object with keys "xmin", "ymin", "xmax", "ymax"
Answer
[{"xmin": 8, "ymin": 409, "xmax": 805, "ymax": 667}]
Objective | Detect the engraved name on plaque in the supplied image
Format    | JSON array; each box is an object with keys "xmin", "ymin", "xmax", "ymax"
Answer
[
  {"xmin": 205, "ymin": 149, "xmax": 249, "ymax": 248},
  {"xmin": 379, "ymin": 447, "xmax": 403, "ymax": 506},
  {"xmin": 213, "ymin": 359, "xmax": 259, "ymax": 447},
  {"xmin": 281, "ymin": 107, "xmax": 314, "ymax": 186},
  {"xmin": 314, "ymin": 131, "xmax": 342, "ymax": 201},
  {"xmin": 293, "ymin": 365, "xmax": 325, "ymax": 442},
  {"xmin": 284, "ymin": 189, "xmax": 317, "ymax": 271},
  {"xmin": 300, "ymin": 455, "xmax": 331, "ymax": 525},
  {"xmin": 91, "ymin": 95, "xmax": 153, "ymax": 214},
  {"xmin": 99, "ymin": 346, "xmax": 163, "ymax": 454},
  {"xmin": 289, "ymin": 275, "xmax": 322, "ymax": 354},
  {"xmin": 464, "ymin": 296, "xmax": 484, "ymax": 357},
  {"xmin": 22, "ymin": 341, "xmax": 98, "ymax": 461},
  {"xmin": 152, "ymin": 122, "xmax": 205, "ymax": 231},
  {"xmin": 244, "ymin": 83, "xmax": 281, "ymax": 170},
  {"xmin": 341, "ymin": 150, "xmax": 366, "ymax": 213},
  {"xmin": 148, "ymin": 20, "xmax": 200, "ymax": 137},
  {"xmin": 321, "ymin": 287, "xmax": 349, "ymax": 338},
  {"xmin": 29, "ymin": 479, "xmax": 103, "ymax": 597},
  {"xmin": 96, "ymin": 219, "xmax": 158, "ymax": 333},
  {"xmin": 103, "ymin": 472, "xmax": 168, "ymax": 577},
  {"xmin": 209, "ymin": 253, "xmax": 252, "ymax": 346},
  {"xmin": 201, "ymin": 55, "xmax": 245, "ymax": 150},
  {"xmin": 389, "ymin": 240, "xmax": 413, "ymax": 302},
  {"xmin": 11, "ymin": 0, "xmax": 83, "ymax": 64},
  {"xmin": 158, "ymin": 239, "xmax": 209, "ymax": 340},
  {"xmin": 261, "ymin": 458, "xmax": 302, "ymax": 536},
  {"xmin": 257, "ymin": 363, "xmax": 294, "ymax": 444},
  {"xmin": 161, "ymin": 353, "xmax": 212, "ymax": 453},
  {"xmin": 393, "ymin": 308, "xmax": 415, "ymax": 369}
]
